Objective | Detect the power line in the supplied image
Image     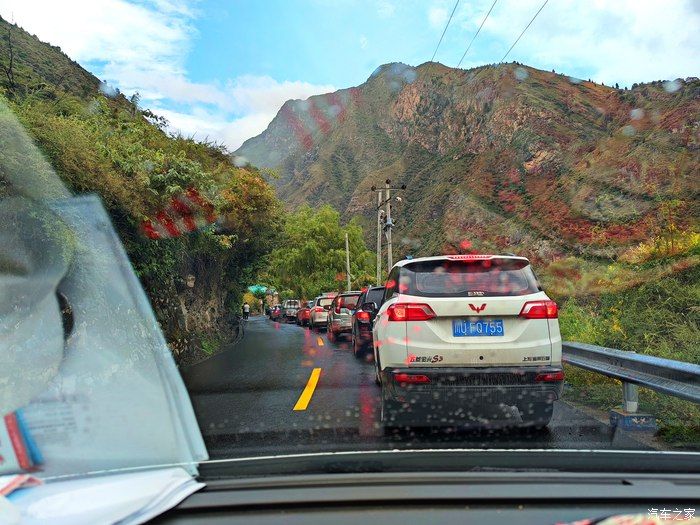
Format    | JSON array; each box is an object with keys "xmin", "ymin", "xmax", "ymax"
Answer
[
  {"xmin": 456, "ymin": 0, "xmax": 498, "ymax": 68},
  {"xmin": 431, "ymin": 0, "xmax": 460, "ymax": 62},
  {"xmin": 500, "ymin": 0, "xmax": 549, "ymax": 63}
]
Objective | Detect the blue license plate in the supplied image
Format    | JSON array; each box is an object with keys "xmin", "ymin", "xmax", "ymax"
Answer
[{"xmin": 453, "ymin": 319, "xmax": 504, "ymax": 337}]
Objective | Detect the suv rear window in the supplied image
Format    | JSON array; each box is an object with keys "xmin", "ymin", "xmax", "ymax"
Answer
[
  {"xmin": 399, "ymin": 258, "xmax": 541, "ymax": 297},
  {"xmin": 336, "ymin": 294, "xmax": 360, "ymax": 309},
  {"xmin": 366, "ymin": 287, "xmax": 385, "ymax": 305},
  {"xmin": 316, "ymin": 297, "xmax": 334, "ymax": 307}
]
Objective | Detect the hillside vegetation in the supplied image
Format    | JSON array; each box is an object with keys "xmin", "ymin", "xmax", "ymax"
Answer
[
  {"xmin": 237, "ymin": 61, "xmax": 699, "ymax": 287},
  {"xmin": 0, "ymin": 16, "xmax": 280, "ymax": 361}
]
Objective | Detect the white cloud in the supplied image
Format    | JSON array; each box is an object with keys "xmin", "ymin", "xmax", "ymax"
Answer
[
  {"xmin": 0, "ymin": 0, "xmax": 335, "ymax": 150},
  {"xmin": 448, "ymin": 0, "xmax": 699, "ymax": 85},
  {"xmin": 225, "ymin": 76, "xmax": 335, "ymax": 115},
  {"xmin": 152, "ymin": 75, "xmax": 335, "ymax": 149},
  {"xmin": 428, "ymin": 6, "xmax": 448, "ymax": 29},
  {"xmin": 152, "ymin": 106, "xmax": 277, "ymax": 150},
  {"xmin": 359, "ymin": 35, "xmax": 368, "ymax": 50},
  {"xmin": 377, "ymin": 1, "xmax": 395, "ymax": 18}
]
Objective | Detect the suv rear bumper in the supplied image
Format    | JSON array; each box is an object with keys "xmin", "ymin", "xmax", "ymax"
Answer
[
  {"xmin": 330, "ymin": 317, "xmax": 352, "ymax": 333},
  {"xmin": 311, "ymin": 312, "xmax": 328, "ymax": 325},
  {"xmin": 381, "ymin": 366, "xmax": 563, "ymax": 425}
]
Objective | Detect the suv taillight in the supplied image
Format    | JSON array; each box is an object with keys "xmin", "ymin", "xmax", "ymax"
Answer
[
  {"xmin": 312, "ymin": 306, "xmax": 324, "ymax": 313},
  {"xmin": 394, "ymin": 373, "xmax": 431, "ymax": 384},
  {"xmin": 356, "ymin": 311, "xmax": 371, "ymax": 322},
  {"xmin": 535, "ymin": 371, "xmax": 564, "ymax": 382},
  {"xmin": 519, "ymin": 300, "xmax": 558, "ymax": 319},
  {"xmin": 387, "ymin": 303, "xmax": 436, "ymax": 321}
]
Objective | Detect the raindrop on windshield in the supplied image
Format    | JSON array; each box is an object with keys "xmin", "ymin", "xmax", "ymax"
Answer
[
  {"xmin": 630, "ymin": 108, "xmax": 645, "ymax": 120},
  {"xmin": 514, "ymin": 67, "xmax": 529, "ymax": 81},
  {"xmin": 662, "ymin": 79, "xmax": 681, "ymax": 93},
  {"xmin": 99, "ymin": 81, "xmax": 118, "ymax": 98},
  {"xmin": 232, "ymin": 156, "xmax": 249, "ymax": 167}
]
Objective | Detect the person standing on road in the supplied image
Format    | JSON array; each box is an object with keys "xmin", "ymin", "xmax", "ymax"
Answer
[{"xmin": 242, "ymin": 302, "xmax": 250, "ymax": 320}]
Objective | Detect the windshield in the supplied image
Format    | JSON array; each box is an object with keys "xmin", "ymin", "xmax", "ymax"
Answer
[{"xmin": 0, "ymin": 0, "xmax": 698, "ymax": 489}]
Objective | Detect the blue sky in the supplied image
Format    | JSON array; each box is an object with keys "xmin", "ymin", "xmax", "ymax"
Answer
[{"xmin": 1, "ymin": 0, "xmax": 698, "ymax": 149}]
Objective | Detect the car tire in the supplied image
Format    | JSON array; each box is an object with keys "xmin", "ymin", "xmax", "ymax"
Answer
[
  {"xmin": 352, "ymin": 333, "xmax": 364, "ymax": 359},
  {"xmin": 519, "ymin": 401, "xmax": 553, "ymax": 428},
  {"xmin": 374, "ymin": 354, "xmax": 382, "ymax": 386}
]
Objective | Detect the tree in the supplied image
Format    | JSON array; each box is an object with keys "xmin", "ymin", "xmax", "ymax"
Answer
[
  {"xmin": 263, "ymin": 205, "xmax": 376, "ymax": 299},
  {"xmin": 615, "ymin": 83, "xmax": 619, "ymax": 89}
]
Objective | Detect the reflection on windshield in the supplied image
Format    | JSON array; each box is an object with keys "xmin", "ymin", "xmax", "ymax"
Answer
[{"xmin": 0, "ymin": 1, "xmax": 698, "ymax": 488}]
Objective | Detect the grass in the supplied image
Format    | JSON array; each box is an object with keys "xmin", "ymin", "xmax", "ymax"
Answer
[
  {"xmin": 200, "ymin": 335, "xmax": 222, "ymax": 356},
  {"xmin": 559, "ymin": 264, "xmax": 700, "ymax": 448}
]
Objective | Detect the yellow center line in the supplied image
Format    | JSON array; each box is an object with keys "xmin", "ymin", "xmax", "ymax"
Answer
[
  {"xmin": 293, "ymin": 368, "xmax": 322, "ymax": 411},
  {"xmin": 316, "ymin": 336, "xmax": 324, "ymax": 346}
]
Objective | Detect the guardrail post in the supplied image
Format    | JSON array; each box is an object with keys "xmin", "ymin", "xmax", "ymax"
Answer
[
  {"xmin": 610, "ymin": 382, "xmax": 656, "ymax": 432},
  {"xmin": 623, "ymin": 382, "xmax": 639, "ymax": 413}
]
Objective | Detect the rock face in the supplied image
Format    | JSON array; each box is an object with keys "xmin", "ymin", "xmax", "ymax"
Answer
[{"xmin": 236, "ymin": 61, "xmax": 699, "ymax": 262}]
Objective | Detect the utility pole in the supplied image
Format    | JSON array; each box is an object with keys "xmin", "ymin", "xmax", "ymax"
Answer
[
  {"xmin": 376, "ymin": 190, "xmax": 382, "ymax": 285},
  {"xmin": 371, "ymin": 181, "xmax": 406, "ymax": 280},
  {"xmin": 385, "ymin": 179, "xmax": 393, "ymax": 271},
  {"xmin": 345, "ymin": 232, "xmax": 351, "ymax": 292}
]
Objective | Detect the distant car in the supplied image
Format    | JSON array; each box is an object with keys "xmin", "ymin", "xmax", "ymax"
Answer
[
  {"xmin": 373, "ymin": 254, "xmax": 563, "ymax": 429},
  {"xmin": 350, "ymin": 286, "xmax": 385, "ymax": 358},
  {"xmin": 296, "ymin": 300, "xmax": 314, "ymax": 326},
  {"xmin": 326, "ymin": 291, "xmax": 361, "ymax": 342},
  {"xmin": 269, "ymin": 304, "xmax": 283, "ymax": 321},
  {"xmin": 309, "ymin": 295, "xmax": 334, "ymax": 330},
  {"xmin": 282, "ymin": 299, "xmax": 301, "ymax": 322}
]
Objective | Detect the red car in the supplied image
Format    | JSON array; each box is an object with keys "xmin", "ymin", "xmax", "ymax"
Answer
[
  {"xmin": 268, "ymin": 304, "xmax": 283, "ymax": 321},
  {"xmin": 296, "ymin": 300, "xmax": 314, "ymax": 326}
]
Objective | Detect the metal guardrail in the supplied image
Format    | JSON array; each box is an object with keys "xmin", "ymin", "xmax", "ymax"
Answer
[{"xmin": 562, "ymin": 342, "xmax": 700, "ymax": 412}]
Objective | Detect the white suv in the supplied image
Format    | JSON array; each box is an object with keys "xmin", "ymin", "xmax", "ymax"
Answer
[{"xmin": 372, "ymin": 254, "xmax": 563, "ymax": 429}]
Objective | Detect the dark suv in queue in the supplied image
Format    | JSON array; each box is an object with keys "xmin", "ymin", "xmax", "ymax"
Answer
[{"xmin": 350, "ymin": 286, "xmax": 385, "ymax": 358}]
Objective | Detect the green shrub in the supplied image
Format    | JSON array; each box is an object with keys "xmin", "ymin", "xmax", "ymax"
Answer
[{"xmin": 560, "ymin": 265, "xmax": 700, "ymax": 447}]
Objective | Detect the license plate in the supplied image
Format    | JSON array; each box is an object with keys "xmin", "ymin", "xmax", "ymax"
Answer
[{"xmin": 453, "ymin": 319, "xmax": 504, "ymax": 337}]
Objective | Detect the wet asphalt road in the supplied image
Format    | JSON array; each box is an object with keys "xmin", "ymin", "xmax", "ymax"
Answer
[{"xmin": 182, "ymin": 316, "xmax": 650, "ymax": 459}]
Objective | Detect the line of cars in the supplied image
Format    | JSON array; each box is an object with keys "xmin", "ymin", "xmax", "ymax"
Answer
[
  {"xmin": 270, "ymin": 290, "xmax": 386, "ymax": 360},
  {"xmin": 268, "ymin": 254, "xmax": 564, "ymax": 430}
]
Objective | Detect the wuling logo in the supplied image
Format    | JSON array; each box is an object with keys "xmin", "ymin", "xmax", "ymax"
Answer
[{"xmin": 469, "ymin": 303, "xmax": 486, "ymax": 313}]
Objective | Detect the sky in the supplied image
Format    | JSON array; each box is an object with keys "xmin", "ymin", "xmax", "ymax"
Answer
[{"xmin": 0, "ymin": 0, "xmax": 698, "ymax": 150}]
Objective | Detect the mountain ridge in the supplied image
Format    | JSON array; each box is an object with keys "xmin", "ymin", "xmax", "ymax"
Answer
[{"xmin": 236, "ymin": 61, "xmax": 699, "ymax": 265}]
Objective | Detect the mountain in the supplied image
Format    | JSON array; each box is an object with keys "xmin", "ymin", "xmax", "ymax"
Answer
[{"xmin": 236, "ymin": 61, "xmax": 699, "ymax": 265}]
